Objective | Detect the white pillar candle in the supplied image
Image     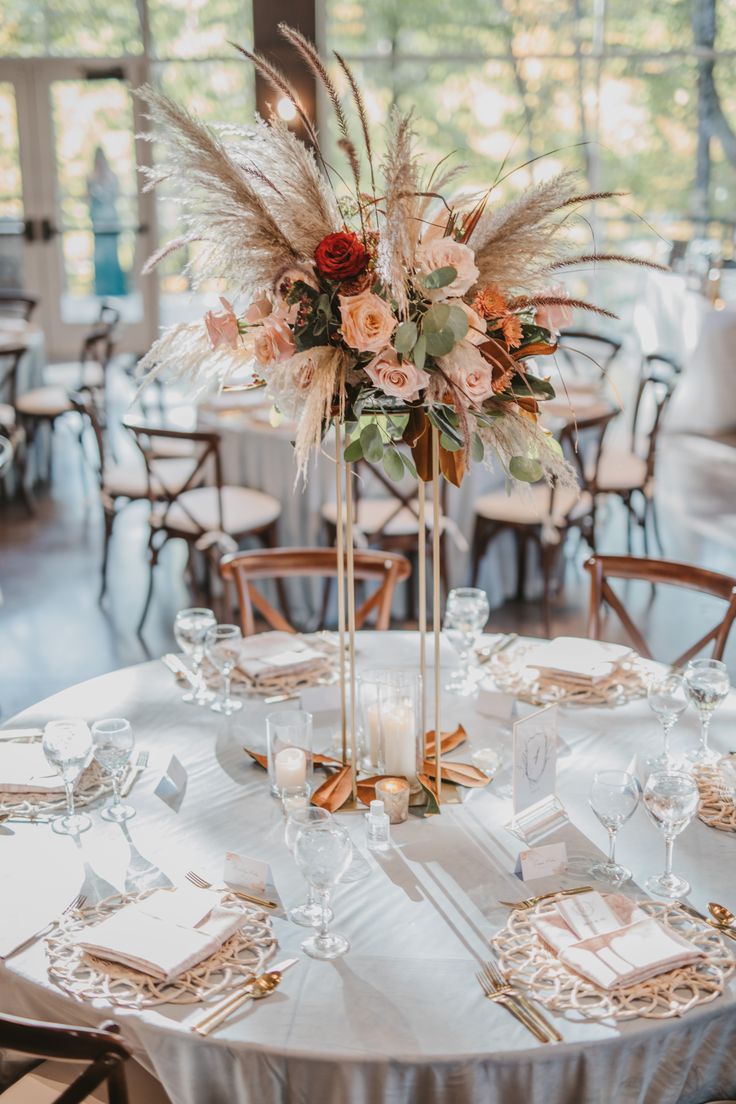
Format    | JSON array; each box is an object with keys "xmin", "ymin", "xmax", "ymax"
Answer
[
  {"xmin": 365, "ymin": 702, "xmax": 382, "ymax": 767},
  {"xmin": 274, "ymin": 746, "xmax": 307, "ymax": 790},
  {"xmin": 381, "ymin": 704, "xmax": 417, "ymax": 783}
]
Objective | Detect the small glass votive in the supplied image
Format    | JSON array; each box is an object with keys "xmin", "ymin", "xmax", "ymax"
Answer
[
  {"xmin": 266, "ymin": 710, "xmax": 313, "ymax": 797},
  {"xmin": 281, "ymin": 783, "xmax": 311, "ymax": 817},
  {"xmin": 471, "ymin": 747, "xmax": 502, "ymax": 777},
  {"xmin": 375, "ymin": 777, "xmax": 411, "ymax": 824}
]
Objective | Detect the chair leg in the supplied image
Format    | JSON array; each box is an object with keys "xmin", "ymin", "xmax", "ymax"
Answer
[
  {"xmin": 540, "ymin": 540, "xmax": 559, "ymax": 637},
  {"xmin": 99, "ymin": 508, "xmax": 115, "ymax": 600},
  {"xmin": 650, "ymin": 494, "xmax": 665, "ymax": 556},
  {"xmin": 516, "ymin": 531, "xmax": 527, "ymax": 602},
  {"xmin": 470, "ymin": 517, "xmax": 488, "ymax": 587},
  {"xmin": 265, "ymin": 521, "xmax": 289, "ymax": 626},
  {"xmin": 625, "ymin": 496, "xmax": 634, "ymax": 555},
  {"xmin": 137, "ymin": 534, "xmax": 161, "ymax": 636}
]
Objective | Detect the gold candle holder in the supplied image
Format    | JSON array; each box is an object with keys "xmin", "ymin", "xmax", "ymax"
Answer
[{"xmin": 375, "ymin": 777, "xmax": 411, "ymax": 824}]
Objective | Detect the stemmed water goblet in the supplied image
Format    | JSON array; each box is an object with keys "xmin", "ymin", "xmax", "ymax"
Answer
[
  {"xmin": 588, "ymin": 769, "xmax": 641, "ymax": 885},
  {"xmin": 92, "ymin": 718, "xmax": 136, "ymax": 822},
  {"xmin": 647, "ymin": 672, "xmax": 687, "ymax": 769},
  {"xmin": 683, "ymin": 658, "xmax": 729, "ymax": 765},
  {"xmin": 205, "ymin": 624, "xmax": 243, "ymax": 715},
  {"xmin": 293, "ymin": 821, "xmax": 353, "ymax": 959},
  {"xmin": 284, "ymin": 806, "xmax": 334, "ymax": 927},
  {"xmin": 42, "ymin": 720, "xmax": 93, "ymax": 836},
  {"xmin": 442, "ymin": 587, "xmax": 490, "ymax": 694},
  {"xmin": 174, "ymin": 607, "xmax": 216, "ymax": 706},
  {"xmin": 643, "ymin": 770, "xmax": 699, "ymax": 897}
]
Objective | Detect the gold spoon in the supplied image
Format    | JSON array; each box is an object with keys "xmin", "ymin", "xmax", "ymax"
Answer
[
  {"xmin": 708, "ymin": 902, "xmax": 736, "ymax": 927},
  {"xmin": 192, "ymin": 971, "xmax": 285, "ymax": 1036}
]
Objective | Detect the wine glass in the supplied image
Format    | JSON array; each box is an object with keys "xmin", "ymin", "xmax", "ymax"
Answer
[
  {"xmin": 205, "ymin": 624, "xmax": 243, "ymax": 715},
  {"xmin": 684, "ymin": 659, "xmax": 730, "ymax": 764},
  {"xmin": 442, "ymin": 587, "xmax": 490, "ymax": 694},
  {"xmin": 284, "ymin": 806, "xmax": 333, "ymax": 927},
  {"xmin": 92, "ymin": 718, "xmax": 135, "ymax": 822},
  {"xmin": 588, "ymin": 770, "xmax": 641, "ymax": 885},
  {"xmin": 42, "ymin": 720, "xmax": 93, "ymax": 836},
  {"xmin": 643, "ymin": 770, "xmax": 699, "ymax": 897},
  {"xmin": 174, "ymin": 608, "xmax": 216, "ymax": 706},
  {"xmin": 294, "ymin": 822, "xmax": 353, "ymax": 959},
  {"xmin": 647, "ymin": 672, "xmax": 688, "ymax": 768}
]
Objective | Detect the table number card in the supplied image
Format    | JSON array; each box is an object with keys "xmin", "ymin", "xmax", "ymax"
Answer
[
  {"xmin": 154, "ymin": 755, "xmax": 187, "ymax": 812},
  {"xmin": 512, "ymin": 704, "xmax": 558, "ymax": 816},
  {"xmin": 223, "ymin": 852, "xmax": 287, "ymax": 919}
]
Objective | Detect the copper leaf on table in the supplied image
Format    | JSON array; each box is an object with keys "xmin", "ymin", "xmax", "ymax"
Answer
[
  {"xmin": 244, "ymin": 748, "xmax": 268, "ymax": 770},
  {"xmin": 416, "ymin": 773, "xmax": 441, "ymax": 815},
  {"xmin": 421, "ymin": 759, "xmax": 491, "ymax": 787},
  {"xmin": 424, "ymin": 724, "xmax": 468, "ymax": 757},
  {"xmin": 311, "ymin": 765, "xmax": 354, "ymax": 812}
]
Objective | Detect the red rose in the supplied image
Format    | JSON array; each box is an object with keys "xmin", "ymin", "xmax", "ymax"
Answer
[{"xmin": 314, "ymin": 231, "xmax": 368, "ymax": 281}]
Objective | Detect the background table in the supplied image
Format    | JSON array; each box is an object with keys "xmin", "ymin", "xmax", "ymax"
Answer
[{"xmin": 3, "ymin": 632, "xmax": 735, "ymax": 1104}]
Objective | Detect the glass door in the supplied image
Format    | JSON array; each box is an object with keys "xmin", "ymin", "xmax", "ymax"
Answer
[
  {"xmin": 0, "ymin": 75, "xmax": 33, "ymax": 298},
  {"xmin": 4, "ymin": 57, "xmax": 157, "ymax": 358}
]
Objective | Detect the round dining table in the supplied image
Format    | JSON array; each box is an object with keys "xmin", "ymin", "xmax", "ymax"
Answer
[{"xmin": 2, "ymin": 632, "xmax": 735, "ymax": 1104}]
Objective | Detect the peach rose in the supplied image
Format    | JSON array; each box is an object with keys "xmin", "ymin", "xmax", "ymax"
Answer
[
  {"xmin": 253, "ymin": 315, "xmax": 295, "ymax": 367},
  {"xmin": 438, "ymin": 341, "xmax": 495, "ymax": 406},
  {"xmin": 339, "ymin": 289, "xmax": 396, "ymax": 352},
  {"xmin": 242, "ymin": 296, "xmax": 271, "ymax": 326},
  {"xmin": 415, "ymin": 238, "xmax": 479, "ymax": 300},
  {"xmin": 535, "ymin": 285, "xmax": 573, "ymax": 333},
  {"xmin": 204, "ymin": 297, "xmax": 239, "ymax": 350},
  {"xmin": 449, "ymin": 298, "xmax": 487, "ymax": 346},
  {"xmin": 364, "ymin": 347, "xmax": 429, "ymax": 401}
]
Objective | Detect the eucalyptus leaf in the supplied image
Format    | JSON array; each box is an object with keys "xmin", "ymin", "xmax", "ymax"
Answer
[
  {"xmin": 422, "ymin": 265, "xmax": 457, "ymax": 290},
  {"xmin": 382, "ymin": 448, "xmax": 404, "ymax": 482},
  {"xmin": 360, "ymin": 422, "xmax": 384, "ymax": 463},
  {"xmin": 423, "ymin": 303, "xmax": 451, "ymax": 332},
  {"xmin": 413, "ymin": 334, "xmax": 427, "ymax": 371},
  {"xmin": 509, "ymin": 455, "xmax": 544, "ymax": 483},
  {"xmin": 439, "ymin": 432, "xmax": 462, "ymax": 452},
  {"xmin": 470, "ymin": 431, "xmax": 484, "ymax": 463},
  {"xmin": 446, "ymin": 305, "xmax": 469, "ymax": 341},
  {"xmin": 400, "ymin": 451, "xmax": 417, "ymax": 478},
  {"xmin": 425, "ymin": 328, "xmax": 456, "ymax": 357},
  {"xmin": 344, "ymin": 437, "xmax": 364, "ymax": 463},
  {"xmin": 393, "ymin": 320, "xmax": 418, "ymax": 354}
]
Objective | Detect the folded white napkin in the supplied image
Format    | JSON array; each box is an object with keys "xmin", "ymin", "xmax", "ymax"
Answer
[
  {"xmin": 524, "ymin": 638, "xmax": 634, "ymax": 685},
  {"xmin": 74, "ymin": 886, "xmax": 245, "ymax": 982},
  {"xmin": 0, "ymin": 742, "xmax": 65, "ymax": 794},
  {"xmin": 532, "ymin": 892, "xmax": 704, "ymax": 990},
  {"xmin": 237, "ymin": 631, "xmax": 324, "ymax": 681}
]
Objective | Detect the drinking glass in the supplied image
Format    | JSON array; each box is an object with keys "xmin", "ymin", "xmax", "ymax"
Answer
[
  {"xmin": 684, "ymin": 659, "xmax": 730, "ymax": 764},
  {"xmin": 284, "ymin": 806, "xmax": 333, "ymax": 926},
  {"xmin": 174, "ymin": 607, "xmax": 216, "ymax": 705},
  {"xmin": 643, "ymin": 770, "xmax": 699, "ymax": 897},
  {"xmin": 92, "ymin": 718, "xmax": 135, "ymax": 822},
  {"xmin": 588, "ymin": 770, "xmax": 641, "ymax": 885},
  {"xmin": 443, "ymin": 587, "xmax": 489, "ymax": 694},
  {"xmin": 267, "ymin": 710, "xmax": 313, "ymax": 797},
  {"xmin": 205, "ymin": 624, "xmax": 243, "ymax": 715},
  {"xmin": 647, "ymin": 672, "xmax": 688, "ymax": 768},
  {"xmin": 294, "ymin": 822, "xmax": 353, "ymax": 959},
  {"xmin": 42, "ymin": 720, "xmax": 93, "ymax": 836}
]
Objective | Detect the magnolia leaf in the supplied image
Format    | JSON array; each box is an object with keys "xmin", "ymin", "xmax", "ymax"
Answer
[
  {"xmin": 422, "ymin": 265, "xmax": 457, "ymax": 290},
  {"xmin": 421, "ymin": 759, "xmax": 492, "ymax": 787},
  {"xmin": 243, "ymin": 748, "xmax": 267, "ymax": 770},
  {"xmin": 344, "ymin": 437, "xmax": 363, "ymax": 463},
  {"xmin": 412, "ymin": 333, "xmax": 427, "ymax": 371},
  {"xmin": 470, "ymin": 432, "xmax": 485, "ymax": 463},
  {"xmin": 509, "ymin": 455, "xmax": 544, "ymax": 483},
  {"xmin": 311, "ymin": 765, "xmax": 354, "ymax": 812},
  {"xmin": 423, "ymin": 302, "xmax": 452, "ymax": 332},
  {"xmin": 511, "ymin": 373, "xmax": 555, "ymax": 399},
  {"xmin": 360, "ymin": 422, "xmax": 384, "ymax": 462},
  {"xmin": 439, "ymin": 432, "xmax": 462, "ymax": 452},
  {"xmin": 425, "ymin": 328, "xmax": 456, "ymax": 357},
  {"xmin": 383, "ymin": 447, "xmax": 404, "ymax": 482},
  {"xmin": 439, "ymin": 445, "xmax": 466, "ymax": 487},
  {"xmin": 415, "ymin": 773, "xmax": 441, "ymax": 815},
  {"xmin": 446, "ymin": 305, "xmax": 469, "ymax": 341},
  {"xmin": 394, "ymin": 320, "xmax": 418, "ymax": 354},
  {"xmin": 425, "ymin": 724, "xmax": 468, "ymax": 757}
]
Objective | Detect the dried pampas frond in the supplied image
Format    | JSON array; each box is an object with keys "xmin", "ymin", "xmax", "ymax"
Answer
[
  {"xmin": 509, "ymin": 294, "xmax": 618, "ymax": 320},
  {"xmin": 377, "ymin": 108, "xmax": 420, "ymax": 317},
  {"xmin": 135, "ymin": 321, "xmax": 253, "ymax": 397},
  {"xmin": 550, "ymin": 253, "xmax": 669, "ymax": 273},
  {"xmin": 333, "ymin": 50, "xmax": 376, "ymax": 201},
  {"xmin": 230, "ymin": 41, "xmax": 320, "ymax": 152},
  {"xmin": 267, "ymin": 347, "xmax": 349, "ymax": 480},
  {"xmin": 141, "ymin": 235, "xmax": 201, "ymax": 276},
  {"xmin": 477, "ymin": 409, "xmax": 577, "ymax": 489}
]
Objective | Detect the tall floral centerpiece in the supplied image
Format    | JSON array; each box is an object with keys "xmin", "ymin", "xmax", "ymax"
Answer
[{"xmin": 138, "ymin": 25, "xmax": 655, "ymax": 807}]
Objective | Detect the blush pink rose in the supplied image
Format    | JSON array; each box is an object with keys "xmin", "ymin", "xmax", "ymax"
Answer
[
  {"xmin": 415, "ymin": 238, "xmax": 479, "ymax": 300},
  {"xmin": 439, "ymin": 342, "xmax": 495, "ymax": 405},
  {"xmin": 364, "ymin": 347, "xmax": 429, "ymax": 401},
  {"xmin": 242, "ymin": 296, "xmax": 271, "ymax": 325},
  {"xmin": 339, "ymin": 289, "xmax": 397, "ymax": 352},
  {"xmin": 204, "ymin": 297, "xmax": 240, "ymax": 350},
  {"xmin": 535, "ymin": 285, "xmax": 573, "ymax": 333},
  {"xmin": 253, "ymin": 315, "xmax": 296, "ymax": 367}
]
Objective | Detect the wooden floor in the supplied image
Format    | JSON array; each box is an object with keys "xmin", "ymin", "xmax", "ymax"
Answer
[{"xmin": 1, "ymin": 419, "xmax": 736, "ymax": 719}]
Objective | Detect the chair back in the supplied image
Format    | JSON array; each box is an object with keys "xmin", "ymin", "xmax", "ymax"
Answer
[
  {"xmin": 0, "ymin": 435, "xmax": 13, "ymax": 476},
  {"xmin": 0, "ymin": 346, "xmax": 24, "ymax": 408},
  {"xmin": 350, "ymin": 454, "xmax": 446, "ymax": 543},
  {"xmin": 629, "ymin": 354, "xmax": 678, "ymax": 479},
  {"xmin": 69, "ymin": 392, "xmax": 107, "ymax": 486},
  {"xmin": 0, "ymin": 1012, "xmax": 130, "ymax": 1103},
  {"xmin": 221, "ymin": 547, "xmax": 411, "ymax": 635},
  {"xmin": 126, "ymin": 421, "xmax": 223, "ymax": 534},
  {"xmin": 546, "ymin": 406, "xmax": 618, "ymax": 522},
  {"xmin": 0, "ymin": 291, "xmax": 37, "ymax": 322},
  {"xmin": 585, "ymin": 554, "xmax": 736, "ymax": 666},
  {"xmin": 556, "ymin": 330, "xmax": 622, "ymax": 379}
]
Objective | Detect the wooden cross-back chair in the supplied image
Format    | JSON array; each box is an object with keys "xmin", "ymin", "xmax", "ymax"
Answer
[
  {"xmin": 221, "ymin": 547, "xmax": 411, "ymax": 636},
  {"xmin": 0, "ymin": 291, "xmax": 38, "ymax": 322},
  {"xmin": 0, "ymin": 345, "xmax": 32, "ymax": 510},
  {"xmin": 45, "ymin": 304, "xmax": 121, "ymax": 400},
  {"xmin": 556, "ymin": 329, "xmax": 623, "ymax": 380},
  {"xmin": 585, "ymin": 554, "xmax": 736, "ymax": 666},
  {"xmin": 126, "ymin": 421, "xmax": 281, "ymax": 634},
  {"xmin": 0, "ymin": 1012, "xmax": 130, "ymax": 1103}
]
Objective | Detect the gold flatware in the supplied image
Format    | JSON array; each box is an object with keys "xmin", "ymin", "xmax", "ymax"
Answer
[
  {"xmin": 483, "ymin": 960, "xmax": 561, "ymax": 1042},
  {"xmin": 476, "ymin": 970, "xmax": 549, "ymax": 1043},
  {"xmin": 192, "ymin": 958, "xmax": 298, "ymax": 1036},
  {"xmin": 162, "ymin": 654, "xmax": 198, "ymax": 689},
  {"xmin": 677, "ymin": 901, "xmax": 736, "ymax": 941},
  {"xmin": 185, "ymin": 870, "xmax": 278, "ymax": 911},
  {"xmin": 120, "ymin": 750, "xmax": 149, "ymax": 798},
  {"xmin": 709, "ymin": 902, "xmax": 735, "ymax": 927},
  {"xmin": 500, "ymin": 885, "xmax": 593, "ymax": 910},
  {"xmin": 476, "ymin": 634, "xmax": 518, "ymax": 664}
]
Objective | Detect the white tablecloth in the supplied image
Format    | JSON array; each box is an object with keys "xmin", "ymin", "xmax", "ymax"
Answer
[
  {"xmin": 634, "ymin": 271, "xmax": 736, "ymax": 437},
  {"xmin": 2, "ymin": 632, "xmax": 735, "ymax": 1104}
]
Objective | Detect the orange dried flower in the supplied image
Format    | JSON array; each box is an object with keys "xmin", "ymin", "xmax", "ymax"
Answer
[
  {"xmin": 501, "ymin": 315, "xmax": 523, "ymax": 349},
  {"xmin": 472, "ymin": 284, "xmax": 508, "ymax": 319}
]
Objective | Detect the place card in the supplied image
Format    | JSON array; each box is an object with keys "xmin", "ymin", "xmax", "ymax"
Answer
[
  {"xmin": 223, "ymin": 852, "xmax": 287, "ymax": 919},
  {"xmin": 154, "ymin": 755, "xmax": 187, "ymax": 811},
  {"xmin": 514, "ymin": 841, "xmax": 568, "ymax": 881},
  {"xmin": 299, "ymin": 684, "xmax": 341, "ymax": 714},
  {"xmin": 512, "ymin": 704, "xmax": 558, "ymax": 817},
  {"xmin": 556, "ymin": 891, "xmax": 621, "ymax": 939}
]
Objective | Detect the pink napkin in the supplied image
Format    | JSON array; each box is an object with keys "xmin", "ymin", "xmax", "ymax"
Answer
[{"xmin": 532, "ymin": 892, "xmax": 705, "ymax": 990}]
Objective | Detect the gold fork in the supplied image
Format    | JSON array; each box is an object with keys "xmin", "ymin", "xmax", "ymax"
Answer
[
  {"xmin": 185, "ymin": 870, "xmax": 278, "ymax": 911},
  {"xmin": 476, "ymin": 970, "xmax": 549, "ymax": 1043},
  {"xmin": 483, "ymin": 960, "xmax": 561, "ymax": 1043},
  {"xmin": 499, "ymin": 885, "xmax": 593, "ymax": 910}
]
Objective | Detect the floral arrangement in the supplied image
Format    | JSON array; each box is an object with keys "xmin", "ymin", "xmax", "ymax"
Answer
[{"xmin": 138, "ymin": 25, "xmax": 654, "ymax": 487}]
